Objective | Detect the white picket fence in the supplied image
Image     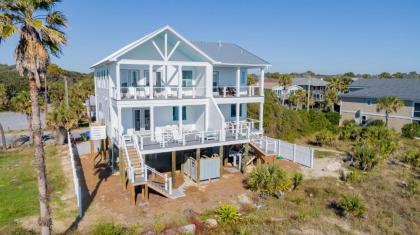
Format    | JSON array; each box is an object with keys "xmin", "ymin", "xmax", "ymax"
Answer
[
  {"xmin": 67, "ymin": 132, "xmax": 83, "ymax": 216},
  {"xmin": 251, "ymin": 135, "xmax": 314, "ymax": 168}
]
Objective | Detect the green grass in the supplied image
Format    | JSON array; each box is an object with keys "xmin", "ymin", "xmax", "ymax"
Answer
[{"xmin": 0, "ymin": 145, "xmax": 66, "ymax": 228}]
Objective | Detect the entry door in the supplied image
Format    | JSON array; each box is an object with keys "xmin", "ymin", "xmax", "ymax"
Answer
[{"xmin": 134, "ymin": 109, "xmax": 151, "ymax": 131}]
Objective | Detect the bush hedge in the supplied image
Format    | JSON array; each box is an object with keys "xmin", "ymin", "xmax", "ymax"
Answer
[{"xmin": 401, "ymin": 123, "xmax": 420, "ymax": 139}]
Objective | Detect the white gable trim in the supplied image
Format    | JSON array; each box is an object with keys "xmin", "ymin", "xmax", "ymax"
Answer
[{"xmin": 90, "ymin": 26, "xmax": 216, "ymax": 68}]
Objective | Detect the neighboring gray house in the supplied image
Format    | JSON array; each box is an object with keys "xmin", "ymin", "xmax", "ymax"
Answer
[
  {"xmin": 340, "ymin": 79, "xmax": 420, "ymax": 131},
  {"xmin": 292, "ymin": 77, "xmax": 327, "ymax": 102}
]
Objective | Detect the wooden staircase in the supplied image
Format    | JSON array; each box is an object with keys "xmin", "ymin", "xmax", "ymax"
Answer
[
  {"xmin": 122, "ymin": 135, "xmax": 185, "ymax": 200},
  {"xmin": 126, "ymin": 146, "xmax": 144, "ymax": 180}
]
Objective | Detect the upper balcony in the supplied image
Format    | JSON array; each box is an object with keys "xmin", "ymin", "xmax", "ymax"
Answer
[
  {"xmin": 113, "ymin": 86, "xmax": 206, "ymax": 100},
  {"xmin": 213, "ymin": 85, "xmax": 261, "ymax": 98}
]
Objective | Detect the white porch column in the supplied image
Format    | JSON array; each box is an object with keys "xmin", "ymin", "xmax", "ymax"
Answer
[
  {"xmin": 235, "ymin": 103, "xmax": 240, "ymax": 139},
  {"xmin": 236, "ymin": 67, "xmax": 241, "ymax": 97},
  {"xmin": 178, "ymin": 65, "xmax": 182, "ymax": 98},
  {"xmin": 117, "ymin": 106, "xmax": 122, "ymax": 144},
  {"xmin": 205, "ymin": 103, "xmax": 209, "ymax": 131},
  {"xmin": 259, "ymin": 102, "xmax": 264, "ymax": 132},
  {"xmin": 116, "ymin": 63, "xmax": 120, "ymax": 99},
  {"xmin": 205, "ymin": 65, "xmax": 213, "ymax": 97},
  {"xmin": 178, "ymin": 105, "xmax": 183, "ymax": 134},
  {"xmin": 260, "ymin": 67, "xmax": 265, "ymax": 96},
  {"xmin": 149, "ymin": 64, "xmax": 153, "ymax": 99},
  {"xmin": 150, "ymin": 106, "xmax": 155, "ymax": 141}
]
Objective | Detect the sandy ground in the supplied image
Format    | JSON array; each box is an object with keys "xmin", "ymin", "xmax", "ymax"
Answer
[{"xmin": 71, "ymin": 154, "xmax": 300, "ymax": 233}]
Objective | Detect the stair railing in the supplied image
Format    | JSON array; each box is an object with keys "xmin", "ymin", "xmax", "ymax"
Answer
[
  {"xmin": 121, "ymin": 135, "xmax": 135, "ymax": 183},
  {"xmin": 132, "ymin": 134, "xmax": 145, "ymax": 174},
  {"xmin": 144, "ymin": 165, "xmax": 172, "ymax": 195}
]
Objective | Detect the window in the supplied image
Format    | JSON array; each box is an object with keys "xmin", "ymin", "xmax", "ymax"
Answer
[
  {"xmin": 173, "ymin": 106, "xmax": 187, "ymax": 121},
  {"xmin": 230, "ymin": 104, "xmax": 242, "ymax": 117},
  {"xmin": 240, "ymin": 71, "xmax": 246, "ymax": 84},
  {"xmin": 182, "ymin": 71, "xmax": 193, "ymax": 87},
  {"xmin": 131, "ymin": 70, "xmax": 138, "ymax": 87},
  {"xmin": 414, "ymin": 103, "xmax": 420, "ymax": 118},
  {"xmin": 213, "ymin": 71, "xmax": 219, "ymax": 88},
  {"xmin": 144, "ymin": 70, "xmax": 150, "ymax": 86}
]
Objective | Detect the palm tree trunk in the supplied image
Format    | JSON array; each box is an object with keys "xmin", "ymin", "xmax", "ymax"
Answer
[
  {"xmin": 29, "ymin": 77, "xmax": 51, "ymax": 235},
  {"xmin": 44, "ymin": 75, "xmax": 48, "ymax": 114},
  {"xmin": 0, "ymin": 122, "xmax": 6, "ymax": 150}
]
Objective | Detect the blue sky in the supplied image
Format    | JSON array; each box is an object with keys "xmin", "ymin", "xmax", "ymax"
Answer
[{"xmin": 0, "ymin": 0, "xmax": 419, "ymax": 74}]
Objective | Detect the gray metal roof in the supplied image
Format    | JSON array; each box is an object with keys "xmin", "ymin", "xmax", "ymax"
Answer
[
  {"xmin": 293, "ymin": 77, "xmax": 327, "ymax": 87},
  {"xmin": 192, "ymin": 41, "xmax": 270, "ymax": 66},
  {"xmin": 341, "ymin": 78, "xmax": 420, "ymax": 101}
]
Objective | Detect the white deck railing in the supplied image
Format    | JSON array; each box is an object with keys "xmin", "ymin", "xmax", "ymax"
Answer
[
  {"xmin": 144, "ymin": 165, "xmax": 172, "ymax": 195},
  {"xmin": 213, "ymin": 86, "xmax": 260, "ymax": 97},
  {"xmin": 250, "ymin": 134, "xmax": 314, "ymax": 168},
  {"xmin": 118, "ymin": 86, "xmax": 205, "ymax": 100}
]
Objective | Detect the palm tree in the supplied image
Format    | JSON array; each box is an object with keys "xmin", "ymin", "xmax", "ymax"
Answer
[
  {"xmin": 46, "ymin": 104, "xmax": 78, "ymax": 144},
  {"xmin": 0, "ymin": 1, "xmax": 67, "ymax": 234},
  {"xmin": 376, "ymin": 96, "xmax": 404, "ymax": 128},
  {"xmin": 11, "ymin": 91, "xmax": 44, "ymax": 133},
  {"xmin": 325, "ymin": 77, "xmax": 348, "ymax": 112},
  {"xmin": 0, "ymin": 84, "xmax": 7, "ymax": 150},
  {"xmin": 278, "ymin": 74, "xmax": 292, "ymax": 105},
  {"xmin": 324, "ymin": 89, "xmax": 338, "ymax": 112},
  {"xmin": 289, "ymin": 89, "xmax": 307, "ymax": 110}
]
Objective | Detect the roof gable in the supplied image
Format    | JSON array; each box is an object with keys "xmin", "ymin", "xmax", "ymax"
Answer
[
  {"xmin": 91, "ymin": 26, "xmax": 271, "ymax": 68},
  {"xmin": 91, "ymin": 26, "xmax": 215, "ymax": 68}
]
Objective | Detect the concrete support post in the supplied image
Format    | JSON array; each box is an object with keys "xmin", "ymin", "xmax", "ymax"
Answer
[
  {"xmin": 219, "ymin": 146, "xmax": 224, "ymax": 176},
  {"xmin": 196, "ymin": 148, "xmax": 200, "ymax": 185},
  {"xmin": 171, "ymin": 151, "xmax": 176, "ymax": 186}
]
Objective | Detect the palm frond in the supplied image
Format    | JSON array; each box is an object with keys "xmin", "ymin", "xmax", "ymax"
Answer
[{"xmin": 46, "ymin": 10, "xmax": 67, "ymax": 27}]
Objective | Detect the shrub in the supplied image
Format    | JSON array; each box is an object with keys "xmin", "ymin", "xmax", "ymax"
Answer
[
  {"xmin": 292, "ymin": 172, "xmax": 304, "ymax": 190},
  {"xmin": 324, "ymin": 111, "xmax": 340, "ymax": 126},
  {"xmin": 91, "ymin": 223, "xmax": 126, "ymax": 235},
  {"xmin": 402, "ymin": 148, "xmax": 420, "ymax": 168},
  {"xmin": 346, "ymin": 168, "xmax": 366, "ymax": 183},
  {"xmin": 353, "ymin": 142, "xmax": 379, "ymax": 171},
  {"xmin": 7, "ymin": 227, "xmax": 36, "ymax": 235},
  {"xmin": 338, "ymin": 194, "xmax": 367, "ymax": 218},
  {"xmin": 401, "ymin": 123, "xmax": 420, "ymax": 139},
  {"xmin": 366, "ymin": 119, "xmax": 385, "ymax": 127},
  {"xmin": 247, "ymin": 164, "xmax": 292, "ymax": 196},
  {"xmin": 314, "ymin": 130, "xmax": 337, "ymax": 146},
  {"xmin": 404, "ymin": 177, "xmax": 419, "ymax": 197},
  {"xmin": 362, "ymin": 125, "xmax": 399, "ymax": 157},
  {"xmin": 215, "ymin": 203, "xmax": 241, "ymax": 224},
  {"xmin": 339, "ymin": 120, "xmax": 362, "ymax": 141}
]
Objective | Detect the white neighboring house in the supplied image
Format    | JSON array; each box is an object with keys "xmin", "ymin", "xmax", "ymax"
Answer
[{"xmin": 91, "ymin": 26, "xmax": 270, "ymax": 198}]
